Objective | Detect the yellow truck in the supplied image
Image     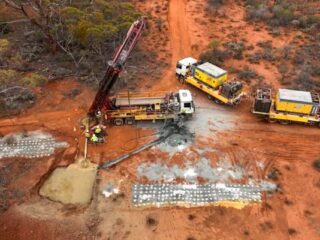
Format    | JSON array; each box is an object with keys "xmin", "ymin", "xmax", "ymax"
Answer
[
  {"xmin": 252, "ymin": 88, "xmax": 320, "ymax": 125},
  {"xmin": 176, "ymin": 57, "xmax": 245, "ymax": 106}
]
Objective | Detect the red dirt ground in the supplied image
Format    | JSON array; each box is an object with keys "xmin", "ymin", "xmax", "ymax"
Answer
[{"xmin": 0, "ymin": 0, "xmax": 320, "ymax": 240}]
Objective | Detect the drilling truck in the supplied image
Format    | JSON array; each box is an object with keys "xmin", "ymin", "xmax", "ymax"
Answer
[
  {"xmin": 176, "ymin": 57, "xmax": 245, "ymax": 106},
  {"xmin": 106, "ymin": 89, "xmax": 194, "ymax": 125},
  {"xmin": 252, "ymin": 88, "xmax": 320, "ymax": 126},
  {"xmin": 86, "ymin": 17, "xmax": 194, "ymax": 128}
]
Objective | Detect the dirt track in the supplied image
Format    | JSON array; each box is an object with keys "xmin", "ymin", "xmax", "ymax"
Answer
[{"xmin": 0, "ymin": 0, "xmax": 320, "ymax": 240}]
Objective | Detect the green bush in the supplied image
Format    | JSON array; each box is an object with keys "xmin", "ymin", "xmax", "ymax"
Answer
[
  {"xmin": 60, "ymin": 1, "xmax": 141, "ymax": 47},
  {"xmin": 272, "ymin": 5, "xmax": 294, "ymax": 26},
  {"xmin": 245, "ymin": 0, "xmax": 317, "ymax": 29},
  {"xmin": 0, "ymin": 69, "xmax": 19, "ymax": 85},
  {"xmin": 209, "ymin": 38, "xmax": 221, "ymax": 50},
  {"xmin": 0, "ymin": 39, "xmax": 9, "ymax": 52},
  {"xmin": 199, "ymin": 48, "xmax": 229, "ymax": 66},
  {"xmin": 22, "ymin": 73, "xmax": 48, "ymax": 87}
]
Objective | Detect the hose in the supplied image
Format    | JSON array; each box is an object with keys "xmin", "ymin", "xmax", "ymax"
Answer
[{"xmin": 99, "ymin": 121, "xmax": 177, "ymax": 169}]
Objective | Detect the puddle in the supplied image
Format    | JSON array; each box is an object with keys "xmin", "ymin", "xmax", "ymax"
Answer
[{"xmin": 39, "ymin": 160, "xmax": 97, "ymax": 204}]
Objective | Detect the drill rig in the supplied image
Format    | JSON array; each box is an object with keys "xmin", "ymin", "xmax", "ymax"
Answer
[
  {"xmin": 82, "ymin": 17, "xmax": 146, "ymax": 161},
  {"xmin": 84, "ymin": 16, "xmax": 194, "ymax": 138},
  {"xmin": 82, "ymin": 17, "xmax": 195, "ymax": 163},
  {"xmin": 87, "ymin": 16, "xmax": 147, "ymax": 122}
]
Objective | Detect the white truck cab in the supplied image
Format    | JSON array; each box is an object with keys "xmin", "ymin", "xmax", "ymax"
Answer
[
  {"xmin": 178, "ymin": 89, "xmax": 195, "ymax": 115},
  {"xmin": 176, "ymin": 57, "xmax": 198, "ymax": 79}
]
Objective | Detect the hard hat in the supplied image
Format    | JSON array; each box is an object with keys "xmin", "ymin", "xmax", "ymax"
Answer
[
  {"xmin": 85, "ymin": 131, "xmax": 91, "ymax": 138},
  {"xmin": 95, "ymin": 127, "xmax": 101, "ymax": 133}
]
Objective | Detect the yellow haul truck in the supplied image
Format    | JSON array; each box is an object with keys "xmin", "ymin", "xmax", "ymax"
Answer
[
  {"xmin": 176, "ymin": 57, "xmax": 245, "ymax": 106},
  {"xmin": 105, "ymin": 89, "xmax": 195, "ymax": 125},
  {"xmin": 252, "ymin": 88, "xmax": 320, "ymax": 125}
]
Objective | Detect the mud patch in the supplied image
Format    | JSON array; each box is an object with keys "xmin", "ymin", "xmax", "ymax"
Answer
[
  {"xmin": 157, "ymin": 128, "xmax": 195, "ymax": 157},
  {"xmin": 186, "ymin": 107, "xmax": 236, "ymax": 137},
  {"xmin": 39, "ymin": 161, "xmax": 97, "ymax": 204}
]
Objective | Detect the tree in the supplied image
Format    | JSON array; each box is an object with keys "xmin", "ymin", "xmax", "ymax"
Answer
[{"xmin": 4, "ymin": 0, "xmax": 141, "ymax": 70}]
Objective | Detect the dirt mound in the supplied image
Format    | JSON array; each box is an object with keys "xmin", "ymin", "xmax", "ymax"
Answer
[{"xmin": 39, "ymin": 160, "xmax": 97, "ymax": 205}]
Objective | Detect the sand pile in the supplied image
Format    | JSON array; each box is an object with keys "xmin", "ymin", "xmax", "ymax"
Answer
[{"xmin": 39, "ymin": 160, "xmax": 97, "ymax": 204}]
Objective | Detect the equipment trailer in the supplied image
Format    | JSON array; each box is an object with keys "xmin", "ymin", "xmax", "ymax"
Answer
[
  {"xmin": 252, "ymin": 88, "xmax": 320, "ymax": 126},
  {"xmin": 176, "ymin": 57, "xmax": 245, "ymax": 106}
]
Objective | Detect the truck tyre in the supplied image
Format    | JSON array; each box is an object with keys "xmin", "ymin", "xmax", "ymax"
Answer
[
  {"xmin": 178, "ymin": 75, "xmax": 185, "ymax": 84},
  {"xmin": 113, "ymin": 118, "xmax": 124, "ymax": 126},
  {"xmin": 279, "ymin": 120, "xmax": 290, "ymax": 125},
  {"xmin": 267, "ymin": 118, "xmax": 277, "ymax": 123},
  {"xmin": 233, "ymin": 98, "xmax": 241, "ymax": 106},
  {"xmin": 125, "ymin": 118, "xmax": 135, "ymax": 125},
  {"xmin": 214, "ymin": 99, "xmax": 222, "ymax": 105},
  {"xmin": 207, "ymin": 95, "xmax": 213, "ymax": 100}
]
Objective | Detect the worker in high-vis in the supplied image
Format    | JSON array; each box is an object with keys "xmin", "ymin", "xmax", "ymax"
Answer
[
  {"xmin": 94, "ymin": 125, "xmax": 105, "ymax": 143},
  {"xmin": 90, "ymin": 133, "xmax": 99, "ymax": 144},
  {"xmin": 84, "ymin": 129, "xmax": 91, "ymax": 139}
]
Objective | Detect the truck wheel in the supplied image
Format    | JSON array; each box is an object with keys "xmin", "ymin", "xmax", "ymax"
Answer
[
  {"xmin": 233, "ymin": 98, "xmax": 241, "ymax": 106},
  {"xmin": 113, "ymin": 118, "xmax": 124, "ymax": 126},
  {"xmin": 214, "ymin": 99, "xmax": 222, "ymax": 105},
  {"xmin": 125, "ymin": 118, "xmax": 135, "ymax": 125},
  {"xmin": 207, "ymin": 95, "xmax": 213, "ymax": 100},
  {"xmin": 279, "ymin": 120, "xmax": 290, "ymax": 125},
  {"xmin": 178, "ymin": 75, "xmax": 185, "ymax": 84},
  {"xmin": 268, "ymin": 118, "xmax": 277, "ymax": 123}
]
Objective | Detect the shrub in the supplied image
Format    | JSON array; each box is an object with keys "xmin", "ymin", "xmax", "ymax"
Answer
[
  {"xmin": 0, "ymin": 15, "xmax": 10, "ymax": 35},
  {"xmin": 272, "ymin": 5, "xmax": 295, "ymax": 26},
  {"xmin": 0, "ymin": 39, "xmax": 9, "ymax": 52},
  {"xmin": 246, "ymin": 4, "xmax": 271, "ymax": 21},
  {"xmin": 0, "ymin": 100, "xmax": 7, "ymax": 117},
  {"xmin": 288, "ymin": 228, "xmax": 297, "ymax": 235},
  {"xmin": 209, "ymin": 38, "xmax": 221, "ymax": 50},
  {"xmin": 292, "ymin": 50, "xmax": 305, "ymax": 65},
  {"xmin": 208, "ymin": 0, "xmax": 224, "ymax": 6},
  {"xmin": 244, "ymin": 0, "xmax": 313, "ymax": 28},
  {"xmin": 248, "ymin": 52, "xmax": 262, "ymax": 64},
  {"xmin": 294, "ymin": 69, "xmax": 313, "ymax": 90},
  {"xmin": 280, "ymin": 45, "xmax": 292, "ymax": 60},
  {"xmin": 22, "ymin": 73, "xmax": 48, "ymax": 87},
  {"xmin": 262, "ymin": 49, "xmax": 275, "ymax": 61},
  {"xmin": 225, "ymin": 41, "xmax": 245, "ymax": 59},
  {"xmin": 0, "ymin": 69, "xmax": 19, "ymax": 85},
  {"xmin": 238, "ymin": 66, "xmax": 257, "ymax": 80},
  {"xmin": 313, "ymin": 159, "xmax": 320, "ymax": 171},
  {"xmin": 311, "ymin": 65, "xmax": 320, "ymax": 77},
  {"xmin": 277, "ymin": 63, "xmax": 289, "ymax": 77},
  {"xmin": 199, "ymin": 48, "xmax": 229, "ymax": 66},
  {"xmin": 207, "ymin": 0, "xmax": 225, "ymax": 11},
  {"xmin": 244, "ymin": 0, "xmax": 264, "ymax": 7},
  {"xmin": 64, "ymin": 88, "xmax": 81, "ymax": 98},
  {"xmin": 257, "ymin": 40, "xmax": 272, "ymax": 49}
]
